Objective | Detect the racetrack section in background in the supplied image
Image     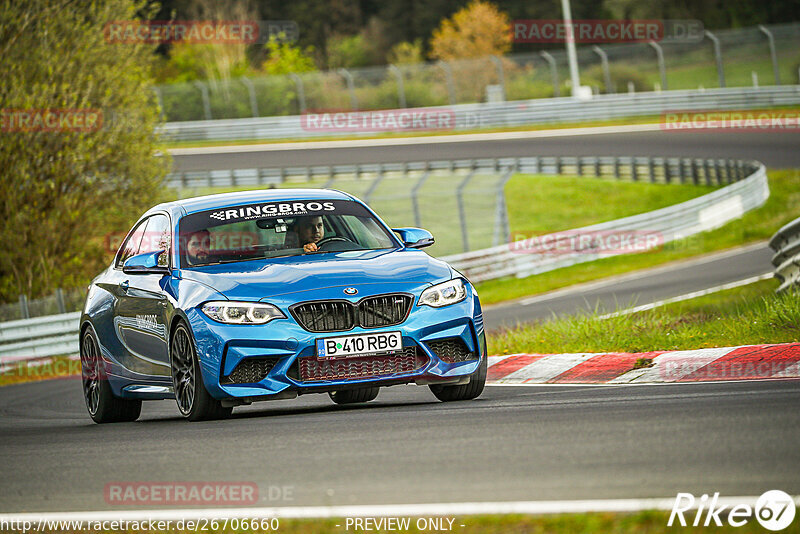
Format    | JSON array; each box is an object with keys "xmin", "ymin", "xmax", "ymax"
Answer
[{"xmin": 488, "ymin": 343, "xmax": 800, "ymax": 385}]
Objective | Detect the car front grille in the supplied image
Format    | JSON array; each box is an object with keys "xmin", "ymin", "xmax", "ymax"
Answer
[
  {"xmin": 297, "ymin": 346, "xmax": 426, "ymax": 382},
  {"xmin": 427, "ymin": 338, "xmax": 478, "ymax": 363},
  {"xmin": 291, "ymin": 294, "xmax": 413, "ymax": 333},
  {"xmin": 224, "ymin": 358, "xmax": 277, "ymax": 384}
]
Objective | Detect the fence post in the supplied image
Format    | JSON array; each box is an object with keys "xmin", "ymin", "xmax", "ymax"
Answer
[
  {"xmin": 647, "ymin": 41, "xmax": 668, "ymax": 91},
  {"xmin": 437, "ymin": 60, "xmax": 457, "ymax": 105},
  {"xmin": 539, "ymin": 51, "xmax": 560, "ymax": 97},
  {"xmin": 704, "ymin": 31, "xmax": 726, "ymax": 88},
  {"xmin": 240, "ymin": 77, "xmax": 259, "ymax": 117},
  {"xmin": 648, "ymin": 157, "xmax": 656, "ymax": 183},
  {"xmin": 337, "ymin": 69, "xmax": 358, "ymax": 110},
  {"xmin": 388, "ymin": 65, "xmax": 407, "ymax": 109},
  {"xmin": 493, "ymin": 165, "xmax": 516, "ymax": 247},
  {"xmin": 457, "ymin": 164, "xmax": 478, "ymax": 252},
  {"xmin": 56, "ymin": 288, "xmax": 66, "ymax": 314},
  {"xmin": 19, "ymin": 295, "xmax": 29, "ymax": 319},
  {"xmin": 288, "ymin": 74, "xmax": 306, "ymax": 114},
  {"xmin": 193, "ymin": 81, "xmax": 212, "ymax": 120},
  {"xmin": 591, "ymin": 46, "xmax": 613, "ymax": 94},
  {"xmin": 411, "ymin": 163, "xmax": 431, "ymax": 228},
  {"xmin": 758, "ymin": 25, "xmax": 781, "ymax": 85},
  {"xmin": 152, "ymin": 87, "xmax": 166, "ymax": 121},
  {"xmin": 489, "ymin": 55, "xmax": 506, "ymax": 100},
  {"xmin": 364, "ymin": 165, "xmax": 385, "ymax": 203}
]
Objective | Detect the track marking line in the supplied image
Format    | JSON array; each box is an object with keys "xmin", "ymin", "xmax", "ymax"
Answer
[
  {"xmin": 503, "ymin": 242, "xmax": 769, "ymax": 308},
  {"xmin": 597, "ymin": 272, "xmax": 773, "ymax": 319},
  {"xmin": 3, "ymin": 495, "xmax": 799, "ymax": 521}
]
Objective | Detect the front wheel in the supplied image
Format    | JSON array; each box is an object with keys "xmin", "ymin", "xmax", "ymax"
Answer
[
  {"xmin": 429, "ymin": 340, "xmax": 487, "ymax": 402},
  {"xmin": 329, "ymin": 386, "xmax": 380, "ymax": 404},
  {"xmin": 81, "ymin": 327, "xmax": 141, "ymax": 424},
  {"xmin": 170, "ymin": 322, "xmax": 232, "ymax": 421}
]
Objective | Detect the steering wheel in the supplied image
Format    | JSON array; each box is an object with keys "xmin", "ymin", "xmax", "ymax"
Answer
[{"xmin": 315, "ymin": 236, "xmax": 353, "ymax": 251}]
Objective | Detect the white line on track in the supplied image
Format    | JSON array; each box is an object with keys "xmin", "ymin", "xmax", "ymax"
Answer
[
  {"xmin": 166, "ymin": 123, "xmax": 663, "ymax": 156},
  {"xmin": 493, "ymin": 241, "xmax": 770, "ymax": 308},
  {"xmin": 3, "ymin": 496, "xmax": 799, "ymax": 522},
  {"xmin": 597, "ymin": 272, "xmax": 773, "ymax": 319}
]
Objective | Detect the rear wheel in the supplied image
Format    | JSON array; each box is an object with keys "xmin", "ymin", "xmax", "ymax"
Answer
[
  {"xmin": 81, "ymin": 328, "xmax": 141, "ymax": 424},
  {"xmin": 329, "ymin": 386, "xmax": 380, "ymax": 404},
  {"xmin": 429, "ymin": 340, "xmax": 487, "ymax": 402},
  {"xmin": 170, "ymin": 322, "xmax": 232, "ymax": 421}
]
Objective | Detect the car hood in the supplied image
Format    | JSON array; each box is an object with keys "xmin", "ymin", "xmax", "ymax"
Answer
[{"xmin": 177, "ymin": 249, "xmax": 453, "ymax": 300}]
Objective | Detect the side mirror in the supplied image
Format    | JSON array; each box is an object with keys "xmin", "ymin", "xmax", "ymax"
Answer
[
  {"xmin": 122, "ymin": 250, "xmax": 170, "ymax": 275},
  {"xmin": 393, "ymin": 227, "xmax": 434, "ymax": 249}
]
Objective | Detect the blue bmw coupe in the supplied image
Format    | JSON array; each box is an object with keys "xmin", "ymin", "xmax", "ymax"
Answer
[{"xmin": 80, "ymin": 189, "xmax": 486, "ymax": 422}]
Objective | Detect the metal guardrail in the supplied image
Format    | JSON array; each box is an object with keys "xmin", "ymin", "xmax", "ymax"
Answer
[
  {"xmin": 1, "ymin": 156, "xmax": 768, "ymax": 365},
  {"xmin": 441, "ymin": 159, "xmax": 768, "ymax": 282},
  {"xmin": 0, "ymin": 312, "xmax": 80, "ymax": 371},
  {"xmin": 769, "ymin": 217, "xmax": 800, "ymax": 293},
  {"xmin": 159, "ymin": 85, "xmax": 800, "ymax": 142}
]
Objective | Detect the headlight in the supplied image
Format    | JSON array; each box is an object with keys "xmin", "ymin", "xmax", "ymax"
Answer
[
  {"xmin": 419, "ymin": 279, "xmax": 467, "ymax": 308},
  {"xmin": 201, "ymin": 301, "xmax": 285, "ymax": 324}
]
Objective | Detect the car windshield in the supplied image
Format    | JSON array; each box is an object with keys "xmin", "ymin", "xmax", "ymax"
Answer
[{"xmin": 178, "ymin": 199, "xmax": 398, "ymax": 268}]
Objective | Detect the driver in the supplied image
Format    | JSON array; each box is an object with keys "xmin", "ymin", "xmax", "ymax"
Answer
[
  {"xmin": 183, "ymin": 229, "xmax": 211, "ymax": 266},
  {"xmin": 296, "ymin": 215, "xmax": 325, "ymax": 253}
]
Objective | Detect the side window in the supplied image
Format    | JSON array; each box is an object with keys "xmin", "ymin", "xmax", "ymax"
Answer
[
  {"xmin": 115, "ymin": 219, "xmax": 148, "ymax": 268},
  {"xmin": 138, "ymin": 214, "xmax": 171, "ymax": 267}
]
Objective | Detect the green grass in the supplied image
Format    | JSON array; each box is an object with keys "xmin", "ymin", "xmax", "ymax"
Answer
[
  {"xmin": 488, "ymin": 279, "xmax": 800, "ymax": 355},
  {"xmin": 476, "ymin": 168, "xmax": 800, "ymax": 305},
  {"xmin": 505, "ymin": 174, "xmax": 712, "ymax": 238}
]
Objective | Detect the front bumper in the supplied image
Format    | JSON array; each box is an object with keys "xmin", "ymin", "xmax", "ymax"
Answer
[{"xmin": 186, "ymin": 281, "xmax": 485, "ymax": 401}]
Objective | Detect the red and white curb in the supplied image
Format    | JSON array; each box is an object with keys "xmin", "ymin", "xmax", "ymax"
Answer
[{"xmin": 487, "ymin": 343, "xmax": 800, "ymax": 385}]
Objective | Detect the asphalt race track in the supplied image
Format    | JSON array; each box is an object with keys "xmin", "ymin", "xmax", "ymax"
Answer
[
  {"xmin": 1, "ymin": 378, "xmax": 798, "ymax": 513},
  {"xmin": 1, "ymin": 128, "xmax": 797, "ymax": 516},
  {"xmin": 171, "ymin": 130, "xmax": 800, "ymax": 171}
]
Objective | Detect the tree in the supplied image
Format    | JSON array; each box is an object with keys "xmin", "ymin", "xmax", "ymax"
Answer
[
  {"xmin": 262, "ymin": 38, "xmax": 317, "ymax": 75},
  {"xmin": 429, "ymin": 0, "xmax": 512, "ymax": 61},
  {"xmin": 388, "ymin": 40, "xmax": 425, "ymax": 65},
  {"xmin": 0, "ymin": 0, "xmax": 170, "ymax": 301}
]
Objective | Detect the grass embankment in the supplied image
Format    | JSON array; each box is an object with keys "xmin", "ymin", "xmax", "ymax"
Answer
[
  {"xmin": 476, "ymin": 168, "xmax": 800, "ymax": 305},
  {"xmin": 0, "ymin": 355, "xmax": 80, "ymax": 386},
  {"xmin": 488, "ymin": 279, "xmax": 800, "ymax": 355}
]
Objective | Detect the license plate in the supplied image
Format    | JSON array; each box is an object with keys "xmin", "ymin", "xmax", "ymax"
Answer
[{"xmin": 316, "ymin": 331, "xmax": 402, "ymax": 358}]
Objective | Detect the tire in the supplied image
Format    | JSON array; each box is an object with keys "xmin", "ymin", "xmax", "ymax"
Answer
[
  {"xmin": 170, "ymin": 321, "xmax": 232, "ymax": 421},
  {"xmin": 80, "ymin": 327, "xmax": 141, "ymax": 424},
  {"xmin": 429, "ymin": 339, "xmax": 487, "ymax": 402},
  {"xmin": 329, "ymin": 386, "xmax": 380, "ymax": 404}
]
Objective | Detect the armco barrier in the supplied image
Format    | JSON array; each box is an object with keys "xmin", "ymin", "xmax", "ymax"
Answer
[
  {"xmin": 0, "ymin": 312, "xmax": 80, "ymax": 371},
  {"xmin": 159, "ymin": 85, "xmax": 800, "ymax": 142},
  {"xmin": 442, "ymin": 158, "xmax": 768, "ymax": 282},
  {"xmin": 769, "ymin": 216, "xmax": 800, "ymax": 293}
]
